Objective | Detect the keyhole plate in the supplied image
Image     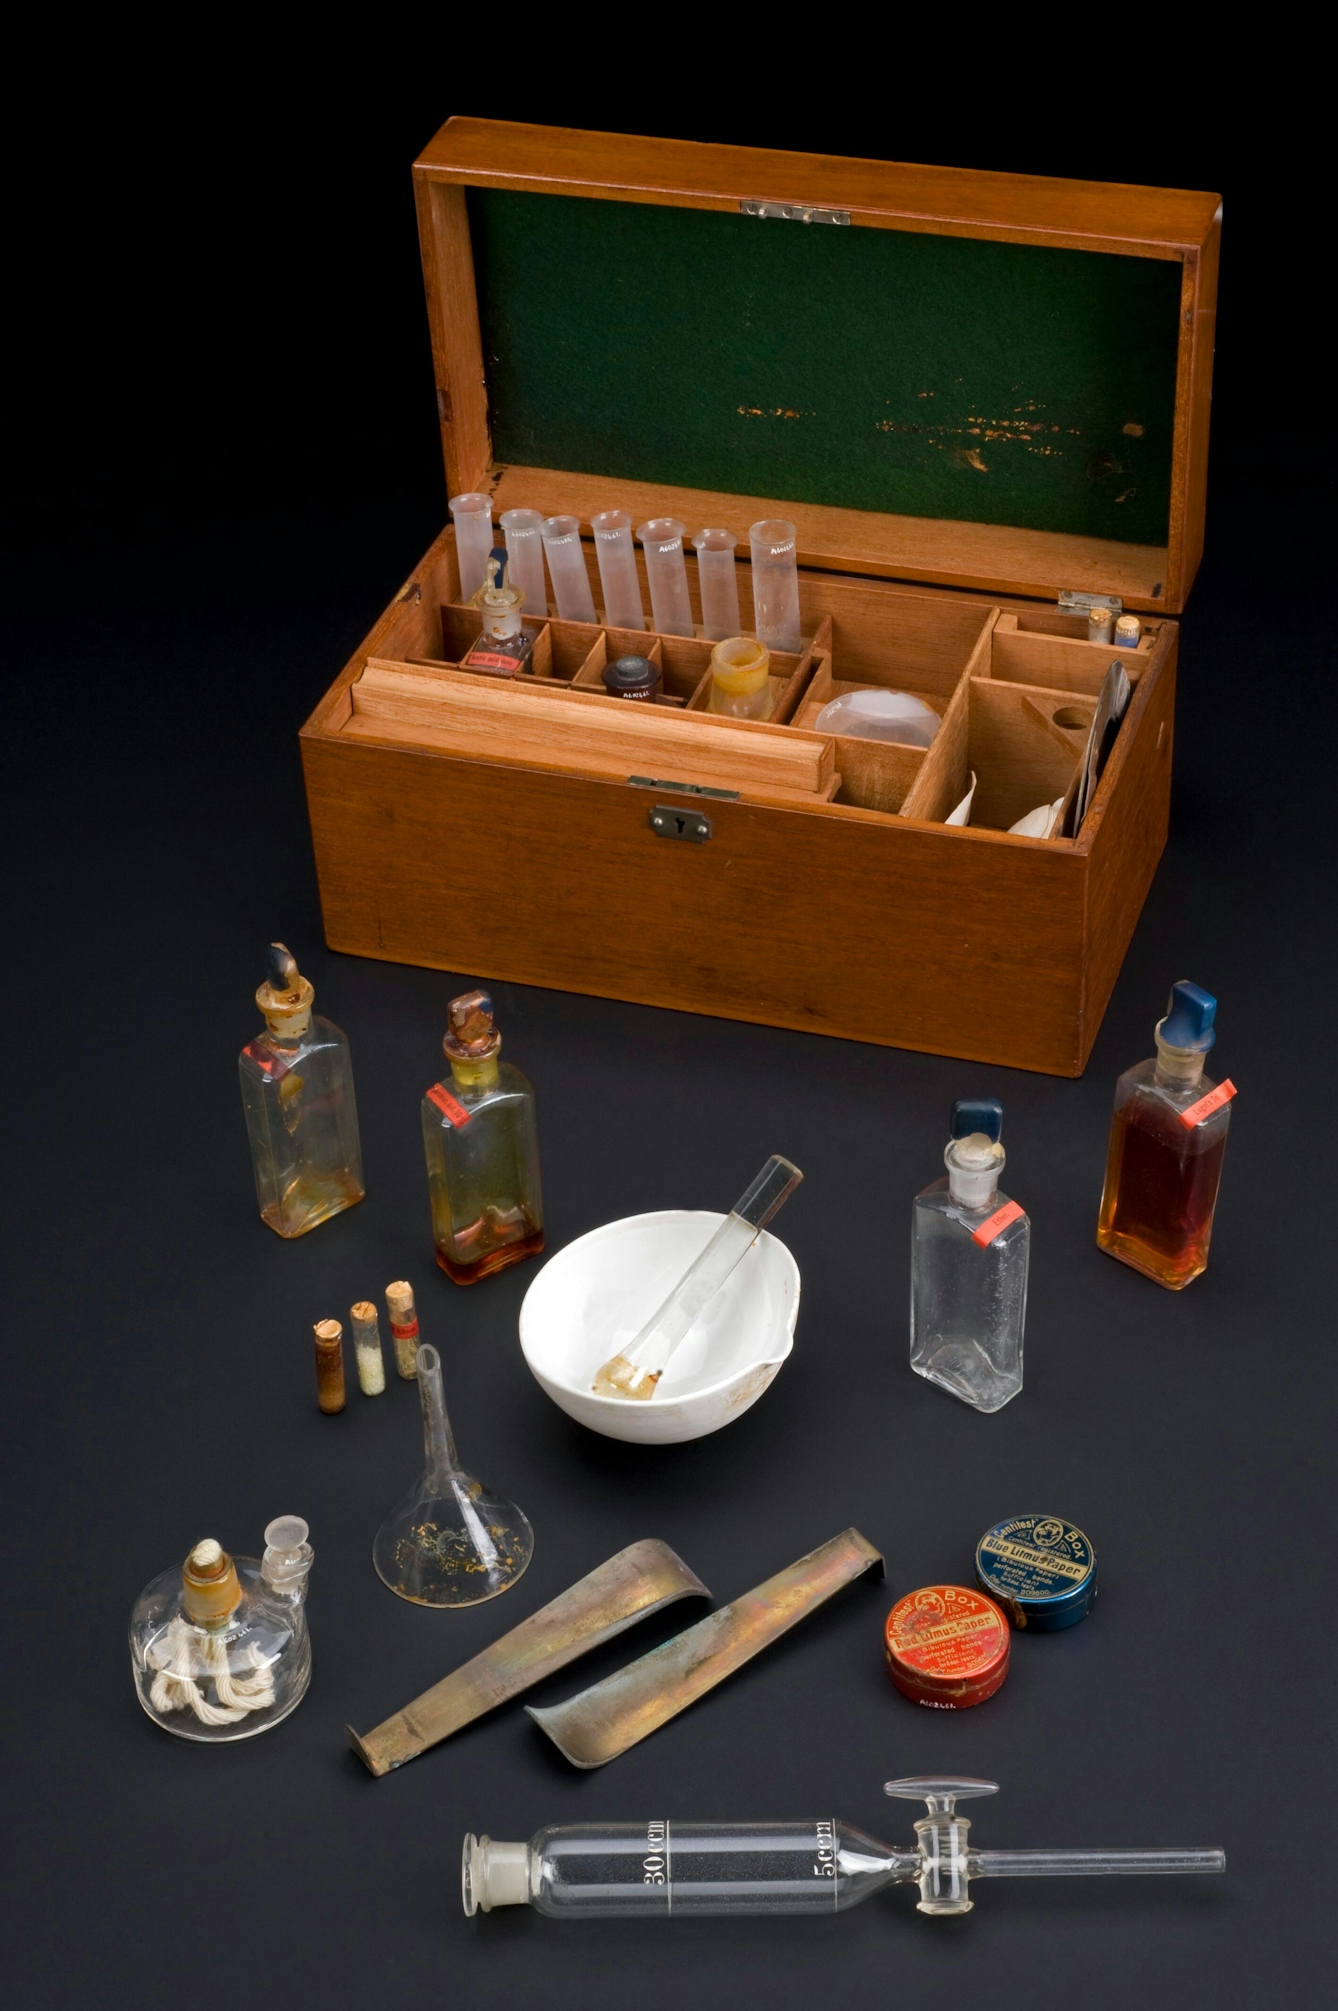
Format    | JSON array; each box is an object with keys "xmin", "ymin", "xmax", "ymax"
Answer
[{"xmin": 650, "ymin": 805, "xmax": 712, "ymax": 843}]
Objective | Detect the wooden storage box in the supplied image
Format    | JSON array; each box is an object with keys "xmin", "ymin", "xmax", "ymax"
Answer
[{"xmin": 302, "ymin": 120, "xmax": 1221, "ymax": 1075}]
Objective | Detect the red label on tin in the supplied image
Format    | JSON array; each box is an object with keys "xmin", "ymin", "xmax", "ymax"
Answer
[
  {"xmin": 426, "ymin": 1083, "xmax": 471, "ymax": 1127},
  {"xmin": 1178, "ymin": 1079, "xmax": 1236, "ymax": 1129},
  {"xmin": 885, "ymin": 1585, "xmax": 1010, "ymax": 1709},
  {"xmin": 971, "ymin": 1199, "xmax": 1025, "ymax": 1247}
]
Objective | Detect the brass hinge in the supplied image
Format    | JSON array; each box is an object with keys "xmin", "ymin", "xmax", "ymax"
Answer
[
  {"xmin": 1058, "ymin": 589, "xmax": 1123, "ymax": 617},
  {"xmin": 739, "ymin": 200, "xmax": 850, "ymax": 226}
]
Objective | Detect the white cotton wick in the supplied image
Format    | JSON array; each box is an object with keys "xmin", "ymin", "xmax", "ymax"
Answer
[{"xmin": 191, "ymin": 1539, "xmax": 223, "ymax": 1569}]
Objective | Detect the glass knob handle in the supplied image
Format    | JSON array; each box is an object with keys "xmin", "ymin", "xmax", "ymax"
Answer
[{"xmin": 884, "ymin": 1777, "xmax": 1000, "ymax": 1816}]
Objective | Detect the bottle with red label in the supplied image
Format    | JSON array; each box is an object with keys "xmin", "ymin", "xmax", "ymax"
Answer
[
  {"xmin": 422, "ymin": 990, "xmax": 544, "ymax": 1284},
  {"xmin": 910, "ymin": 1098, "xmax": 1028, "ymax": 1413},
  {"xmin": 238, "ymin": 943, "xmax": 364, "ymax": 1237},
  {"xmin": 461, "ymin": 547, "xmax": 540, "ymax": 676},
  {"xmin": 1097, "ymin": 980, "xmax": 1235, "ymax": 1289}
]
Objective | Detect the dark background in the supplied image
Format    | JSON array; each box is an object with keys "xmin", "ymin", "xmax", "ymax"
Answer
[{"xmin": 5, "ymin": 48, "xmax": 1332, "ymax": 2010}]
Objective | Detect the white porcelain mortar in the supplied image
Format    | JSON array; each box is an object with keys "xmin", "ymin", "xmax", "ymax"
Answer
[{"xmin": 518, "ymin": 1210, "xmax": 800, "ymax": 1444}]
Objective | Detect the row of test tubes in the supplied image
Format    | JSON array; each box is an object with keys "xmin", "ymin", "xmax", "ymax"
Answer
[{"xmin": 449, "ymin": 495, "xmax": 803, "ymax": 656}]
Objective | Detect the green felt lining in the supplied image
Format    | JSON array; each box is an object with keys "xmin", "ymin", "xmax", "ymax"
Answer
[{"xmin": 468, "ymin": 189, "xmax": 1181, "ymax": 548}]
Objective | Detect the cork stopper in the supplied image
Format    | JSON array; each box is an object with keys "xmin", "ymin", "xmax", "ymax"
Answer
[
  {"xmin": 444, "ymin": 990, "xmax": 501, "ymax": 1063},
  {"xmin": 182, "ymin": 1538, "xmax": 242, "ymax": 1624},
  {"xmin": 385, "ymin": 1281, "xmax": 416, "ymax": 1321},
  {"xmin": 256, "ymin": 941, "xmax": 314, "ymax": 1038}
]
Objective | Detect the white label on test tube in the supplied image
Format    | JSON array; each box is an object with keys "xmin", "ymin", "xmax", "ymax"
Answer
[
  {"xmin": 692, "ymin": 528, "xmax": 742, "ymax": 643},
  {"xmin": 636, "ymin": 519, "xmax": 694, "ymax": 638},
  {"xmin": 591, "ymin": 510, "xmax": 646, "ymax": 630},
  {"xmin": 450, "ymin": 493, "xmax": 495, "ymax": 605},
  {"xmin": 500, "ymin": 508, "xmax": 550, "ymax": 617},
  {"xmin": 749, "ymin": 519, "xmax": 802, "ymax": 655},
  {"xmin": 540, "ymin": 516, "xmax": 598, "ymax": 625}
]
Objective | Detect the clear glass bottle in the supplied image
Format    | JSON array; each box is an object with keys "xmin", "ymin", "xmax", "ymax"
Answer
[
  {"xmin": 910, "ymin": 1098, "xmax": 1029, "ymax": 1413},
  {"xmin": 239, "ymin": 943, "xmax": 364, "ymax": 1237},
  {"xmin": 422, "ymin": 989, "xmax": 544, "ymax": 1284},
  {"xmin": 462, "ymin": 547, "xmax": 539, "ymax": 675},
  {"xmin": 129, "ymin": 1518, "xmax": 314, "ymax": 1743},
  {"xmin": 461, "ymin": 1778, "xmax": 1225, "ymax": 1922},
  {"xmin": 1097, "ymin": 981, "xmax": 1234, "ymax": 1289}
]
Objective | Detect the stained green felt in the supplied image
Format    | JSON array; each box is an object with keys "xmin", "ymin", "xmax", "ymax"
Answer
[{"xmin": 468, "ymin": 189, "xmax": 1182, "ymax": 548}]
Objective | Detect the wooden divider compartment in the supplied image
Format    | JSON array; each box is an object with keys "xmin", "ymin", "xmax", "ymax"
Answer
[
  {"xmin": 304, "ymin": 518, "xmax": 1181, "ymax": 1073},
  {"xmin": 335, "ymin": 528, "xmax": 1162, "ymax": 843},
  {"xmin": 988, "ymin": 611, "xmax": 1159, "ymax": 694}
]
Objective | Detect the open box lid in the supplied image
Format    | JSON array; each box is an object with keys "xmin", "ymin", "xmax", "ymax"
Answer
[{"xmin": 412, "ymin": 120, "xmax": 1220, "ymax": 616}]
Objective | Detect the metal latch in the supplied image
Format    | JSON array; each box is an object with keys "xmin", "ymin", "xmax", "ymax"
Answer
[
  {"xmin": 739, "ymin": 199, "xmax": 850, "ymax": 226},
  {"xmin": 628, "ymin": 776, "xmax": 739, "ymax": 800},
  {"xmin": 649, "ymin": 804, "xmax": 712, "ymax": 843},
  {"xmin": 1058, "ymin": 589, "xmax": 1123, "ymax": 617}
]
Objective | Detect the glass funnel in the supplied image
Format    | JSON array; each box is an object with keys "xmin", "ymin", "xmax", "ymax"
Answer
[{"xmin": 373, "ymin": 1344, "xmax": 533, "ymax": 1607}]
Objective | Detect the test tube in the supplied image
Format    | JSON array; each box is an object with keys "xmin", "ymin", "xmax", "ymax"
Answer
[
  {"xmin": 385, "ymin": 1280, "xmax": 420, "ymax": 1380},
  {"xmin": 500, "ymin": 509, "xmax": 550, "ymax": 617},
  {"xmin": 749, "ymin": 520, "xmax": 802, "ymax": 654},
  {"xmin": 636, "ymin": 519, "xmax": 694, "ymax": 637},
  {"xmin": 591, "ymin": 510, "xmax": 646, "ymax": 630},
  {"xmin": 449, "ymin": 493, "xmax": 495, "ymax": 605},
  {"xmin": 692, "ymin": 528, "xmax": 742, "ymax": 642},
  {"xmin": 350, "ymin": 1301, "xmax": 386, "ymax": 1397},
  {"xmin": 313, "ymin": 1319, "xmax": 346, "ymax": 1415},
  {"xmin": 540, "ymin": 516, "xmax": 598, "ymax": 624}
]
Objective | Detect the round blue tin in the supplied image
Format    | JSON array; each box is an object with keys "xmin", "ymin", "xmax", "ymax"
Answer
[{"xmin": 974, "ymin": 1515, "xmax": 1097, "ymax": 1631}]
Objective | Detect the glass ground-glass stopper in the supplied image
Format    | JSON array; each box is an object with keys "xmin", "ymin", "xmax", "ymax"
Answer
[{"xmin": 373, "ymin": 1344, "xmax": 533, "ymax": 1607}]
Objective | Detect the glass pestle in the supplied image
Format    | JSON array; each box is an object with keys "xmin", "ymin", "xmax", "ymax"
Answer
[
  {"xmin": 591, "ymin": 1155, "xmax": 802, "ymax": 1400},
  {"xmin": 373, "ymin": 1344, "xmax": 533, "ymax": 1607},
  {"xmin": 463, "ymin": 1778, "xmax": 1225, "ymax": 1921}
]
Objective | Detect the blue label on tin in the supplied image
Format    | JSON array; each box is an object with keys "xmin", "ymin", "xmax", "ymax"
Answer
[{"xmin": 975, "ymin": 1516, "xmax": 1096, "ymax": 1628}]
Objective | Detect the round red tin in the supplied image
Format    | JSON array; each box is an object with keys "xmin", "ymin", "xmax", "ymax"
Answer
[{"xmin": 884, "ymin": 1585, "xmax": 1011, "ymax": 1708}]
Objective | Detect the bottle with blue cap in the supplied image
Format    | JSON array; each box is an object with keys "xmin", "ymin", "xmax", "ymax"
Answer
[
  {"xmin": 910, "ymin": 1098, "xmax": 1029, "ymax": 1413},
  {"xmin": 462, "ymin": 548, "xmax": 539, "ymax": 676},
  {"xmin": 1097, "ymin": 980, "xmax": 1235, "ymax": 1288}
]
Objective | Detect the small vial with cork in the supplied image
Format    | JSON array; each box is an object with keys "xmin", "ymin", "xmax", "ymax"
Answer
[
  {"xmin": 422, "ymin": 990, "xmax": 544, "ymax": 1284},
  {"xmin": 385, "ymin": 1281, "xmax": 420, "ymax": 1379},
  {"xmin": 1096, "ymin": 981, "xmax": 1235, "ymax": 1289},
  {"xmin": 350, "ymin": 1302, "xmax": 386, "ymax": 1395},
  {"xmin": 910, "ymin": 1098, "xmax": 1029, "ymax": 1413},
  {"xmin": 462, "ymin": 548, "xmax": 540, "ymax": 676},
  {"xmin": 313, "ymin": 1319, "xmax": 346, "ymax": 1412},
  {"xmin": 239, "ymin": 943, "xmax": 364, "ymax": 1238}
]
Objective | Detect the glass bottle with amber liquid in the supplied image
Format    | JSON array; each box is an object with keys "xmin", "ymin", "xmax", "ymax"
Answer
[
  {"xmin": 239, "ymin": 944, "xmax": 364, "ymax": 1237},
  {"xmin": 1096, "ymin": 981, "xmax": 1235, "ymax": 1289},
  {"xmin": 422, "ymin": 990, "xmax": 544, "ymax": 1284}
]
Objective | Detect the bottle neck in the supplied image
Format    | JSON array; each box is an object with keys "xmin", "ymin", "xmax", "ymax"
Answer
[
  {"xmin": 1153, "ymin": 1029, "xmax": 1208, "ymax": 1093},
  {"xmin": 450, "ymin": 1054, "xmax": 500, "ymax": 1092},
  {"xmin": 945, "ymin": 1139, "xmax": 1005, "ymax": 1210},
  {"xmin": 257, "ymin": 977, "xmax": 314, "ymax": 1041}
]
